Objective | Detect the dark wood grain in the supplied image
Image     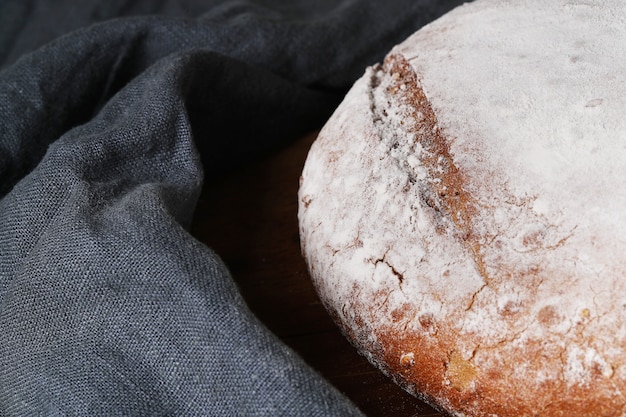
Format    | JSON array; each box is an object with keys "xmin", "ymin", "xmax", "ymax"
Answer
[{"xmin": 190, "ymin": 131, "xmax": 445, "ymax": 417}]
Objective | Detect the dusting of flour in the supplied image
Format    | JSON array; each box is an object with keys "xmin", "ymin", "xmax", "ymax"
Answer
[
  {"xmin": 394, "ymin": 0, "xmax": 626, "ymax": 384},
  {"xmin": 299, "ymin": 0, "xmax": 626, "ymax": 409}
]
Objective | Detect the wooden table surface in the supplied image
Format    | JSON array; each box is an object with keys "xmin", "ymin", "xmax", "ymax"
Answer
[{"xmin": 191, "ymin": 131, "xmax": 445, "ymax": 417}]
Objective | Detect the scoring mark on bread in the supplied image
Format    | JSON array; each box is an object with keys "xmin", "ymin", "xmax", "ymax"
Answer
[{"xmin": 368, "ymin": 53, "xmax": 492, "ymax": 289}]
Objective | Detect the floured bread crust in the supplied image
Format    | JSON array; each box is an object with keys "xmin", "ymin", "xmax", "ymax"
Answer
[{"xmin": 298, "ymin": 1, "xmax": 626, "ymax": 416}]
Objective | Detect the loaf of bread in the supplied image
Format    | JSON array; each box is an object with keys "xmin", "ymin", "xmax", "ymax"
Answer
[{"xmin": 298, "ymin": 1, "xmax": 626, "ymax": 415}]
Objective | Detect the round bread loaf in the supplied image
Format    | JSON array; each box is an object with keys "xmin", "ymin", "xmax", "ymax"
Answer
[{"xmin": 298, "ymin": 1, "xmax": 626, "ymax": 416}]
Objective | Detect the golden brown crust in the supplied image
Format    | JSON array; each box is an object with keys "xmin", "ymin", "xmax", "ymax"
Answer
[
  {"xmin": 298, "ymin": 3, "xmax": 626, "ymax": 412},
  {"xmin": 333, "ymin": 53, "xmax": 626, "ymax": 417},
  {"xmin": 299, "ymin": 0, "xmax": 626, "ymax": 410}
]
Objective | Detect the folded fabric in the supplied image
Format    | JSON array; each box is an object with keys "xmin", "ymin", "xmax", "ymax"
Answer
[{"xmin": 0, "ymin": 1, "xmax": 466, "ymax": 415}]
